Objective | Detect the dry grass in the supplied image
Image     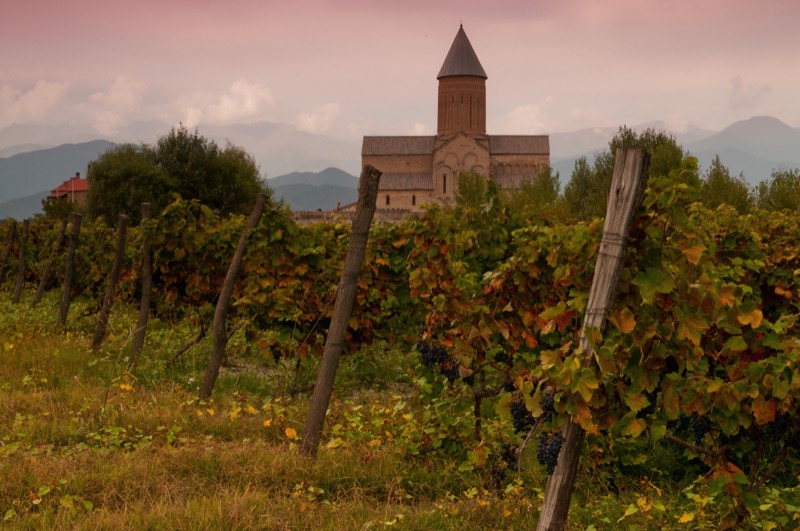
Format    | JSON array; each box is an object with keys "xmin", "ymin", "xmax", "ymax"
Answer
[
  {"xmin": 0, "ymin": 294, "xmax": 544, "ymax": 529},
  {"xmin": 3, "ymin": 292, "xmax": 774, "ymax": 530}
]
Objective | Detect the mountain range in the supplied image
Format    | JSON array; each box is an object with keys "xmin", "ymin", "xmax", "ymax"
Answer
[{"xmin": 1, "ymin": 115, "xmax": 798, "ymax": 219}]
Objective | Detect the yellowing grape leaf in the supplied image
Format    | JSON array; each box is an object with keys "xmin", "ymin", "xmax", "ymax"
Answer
[
  {"xmin": 751, "ymin": 396, "xmax": 776, "ymax": 425},
  {"xmin": 718, "ymin": 285, "xmax": 736, "ymax": 308},
  {"xmin": 325, "ymin": 438, "xmax": 343, "ymax": 449},
  {"xmin": 621, "ymin": 418, "xmax": 647, "ymax": 438},
  {"xmin": 737, "ymin": 309, "xmax": 763, "ymax": 329},
  {"xmin": 633, "ymin": 268, "xmax": 676, "ymax": 304},
  {"xmin": 678, "ymin": 512, "xmax": 695, "ymax": 523},
  {"xmin": 572, "ymin": 400, "xmax": 598, "ymax": 435},
  {"xmin": 681, "ymin": 244, "xmax": 706, "ymax": 265},
  {"xmin": 723, "ymin": 336, "xmax": 747, "ymax": 352},
  {"xmin": 285, "ymin": 427, "xmax": 297, "ymax": 439},
  {"xmin": 471, "ymin": 443, "xmax": 488, "ymax": 467},
  {"xmin": 573, "ymin": 368, "xmax": 599, "ymax": 402},
  {"xmin": 678, "ymin": 313, "xmax": 709, "ymax": 346}
]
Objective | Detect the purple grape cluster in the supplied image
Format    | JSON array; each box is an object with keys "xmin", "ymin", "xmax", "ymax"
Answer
[{"xmin": 536, "ymin": 432, "xmax": 564, "ymax": 475}]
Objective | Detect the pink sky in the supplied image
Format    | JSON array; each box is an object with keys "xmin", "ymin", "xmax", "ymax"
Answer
[{"xmin": 2, "ymin": 0, "xmax": 799, "ymax": 139}]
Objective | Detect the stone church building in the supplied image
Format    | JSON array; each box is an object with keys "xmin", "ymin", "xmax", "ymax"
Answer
[{"xmin": 361, "ymin": 25, "xmax": 550, "ymax": 211}]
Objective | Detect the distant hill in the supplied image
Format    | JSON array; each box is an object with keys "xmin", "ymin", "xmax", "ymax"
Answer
[
  {"xmin": 0, "ymin": 191, "xmax": 49, "ymax": 220},
  {"xmin": 551, "ymin": 116, "xmax": 800, "ymax": 187},
  {"xmin": 268, "ymin": 167, "xmax": 358, "ymax": 211},
  {"xmin": 268, "ymin": 167, "xmax": 358, "ymax": 188},
  {"xmin": 0, "ymin": 140, "xmax": 114, "ymax": 204},
  {"xmin": 686, "ymin": 116, "xmax": 800, "ymax": 184},
  {"xmin": 0, "ymin": 121, "xmax": 362, "ymax": 179}
]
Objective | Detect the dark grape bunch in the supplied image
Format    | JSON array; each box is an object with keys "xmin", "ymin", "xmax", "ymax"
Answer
[
  {"xmin": 415, "ymin": 338, "xmax": 465, "ymax": 384},
  {"xmin": 488, "ymin": 463, "xmax": 506, "ymax": 491},
  {"xmin": 536, "ymin": 432, "xmax": 564, "ymax": 475},
  {"xmin": 510, "ymin": 396, "xmax": 534, "ymax": 434},
  {"xmin": 439, "ymin": 362, "xmax": 460, "ymax": 384},
  {"xmin": 500, "ymin": 442, "xmax": 519, "ymax": 468},
  {"xmin": 416, "ymin": 339, "xmax": 447, "ymax": 367},
  {"xmin": 540, "ymin": 391, "xmax": 555, "ymax": 423},
  {"xmin": 691, "ymin": 416, "xmax": 710, "ymax": 445}
]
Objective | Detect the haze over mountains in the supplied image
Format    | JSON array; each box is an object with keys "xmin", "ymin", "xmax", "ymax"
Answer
[{"xmin": 1, "ymin": 116, "xmax": 799, "ymax": 219}]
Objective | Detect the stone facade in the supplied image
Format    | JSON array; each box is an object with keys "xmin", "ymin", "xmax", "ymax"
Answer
[{"xmin": 361, "ymin": 25, "xmax": 550, "ymax": 211}]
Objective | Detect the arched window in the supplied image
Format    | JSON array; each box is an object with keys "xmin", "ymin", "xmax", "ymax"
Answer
[
  {"xmin": 412, "ymin": 195, "xmax": 416, "ymax": 206},
  {"xmin": 442, "ymin": 174, "xmax": 447, "ymax": 195},
  {"xmin": 385, "ymin": 194, "xmax": 390, "ymax": 206}
]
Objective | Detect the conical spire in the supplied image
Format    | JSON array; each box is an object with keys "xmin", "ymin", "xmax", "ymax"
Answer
[{"xmin": 437, "ymin": 25, "xmax": 487, "ymax": 79}]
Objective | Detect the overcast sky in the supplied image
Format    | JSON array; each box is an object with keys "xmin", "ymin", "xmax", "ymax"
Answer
[{"xmin": 3, "ymin": 0, "xmax": 799, "ymax": 141}]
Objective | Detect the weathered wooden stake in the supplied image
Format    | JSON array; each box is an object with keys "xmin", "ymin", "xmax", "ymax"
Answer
[
  {"xmin": 33, "ymin": 218, "xmax": 68, "ymax": 307},
  {"xmin": 300, "ymin": 165, "xmax": 382, "ymax": 458},
  {"xmin": 12, "ymin": 219, "xmax": 30, "ymax": 303},
  {"xmin": 57, "ymin": 213, "xmax": 83, "ymax": 328},
  {"xmin": 92, "ymin": 214, "xmax": 129, "ymax": 351},
  {"xmin": 0, "ymin": 221, "xmax": 16, "ymax": 289},
  {"xmin": 536, "ymin": 148, "xmax": 650, "ymax": 531},
  {"xmin": 129, "ymin": 203, "xmax": 153, "ymax": 370},
  {"xmin": 199, "ymin": 193, "xmax": 269, "ymax": 399}
]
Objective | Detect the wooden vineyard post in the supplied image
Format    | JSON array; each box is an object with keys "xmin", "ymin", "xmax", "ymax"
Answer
[
  {"xmin": 33, "ymin": 218, "xmax": 68, "ymax": 306},
  {"xmin": 0, "ymin": 221, "xmax": 16, "ymax": 289},
  {"xmin": 198, "ymin": 193, "xmax": 269, "ymax": 399},
  {"xmin": 92, "ymin": 214, "xmax": 129, "ymax": 351},
  {"xmin": 536, "ymin": 148, "xmax": 650, "ymax": 531},
  {"xmin": 300, "ymin": 165, "xmax": 382, "ymax": 459},
  {"xmin": 12, "ymin": 219, "xmax": 30, "ymax": 303},
  {"xmin": 57, "ymin": 213, "xmax": 83, "ymax": 328},
  {"xmin": 129, "ymin": 203, "xmax": 153, "ymax": 370}
]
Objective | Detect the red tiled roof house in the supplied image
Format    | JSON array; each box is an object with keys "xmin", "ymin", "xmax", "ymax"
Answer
[{"xmin": 48, "ymin": 172, "xmax": 89, "ymax": 204}]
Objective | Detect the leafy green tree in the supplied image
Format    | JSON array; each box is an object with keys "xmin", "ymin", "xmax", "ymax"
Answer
[
  {"xmin": 755, "ymin": 168, "xmax": 800, "ymax": 211},
  {"xmin": 87, "ymin": 144, "xmax": 172, "ymax": 225},
  {"xmin": 87, "ymin": 125, "xmax": 268, "ymax": 224},
  {"xmin": 503, "ymin": 165, "xmax": 563, "ymax": 221},
  {"xmin": 699, "ymin": 155, "xmax": 752, "ymax": 214},
  {"xmin": 562, "ymin": 127, "xmax": 686, "ymax": 221},
  {"xmin": 41, "ymin": 196, "xmax": 85, "ymax": 220},
  {"xmin": 561, "ymin": 156, "xmax": 607, "ymax": 221},
  {"xmin": 455, "ymin": 170, "xmax": 489, "ymax": 210}
]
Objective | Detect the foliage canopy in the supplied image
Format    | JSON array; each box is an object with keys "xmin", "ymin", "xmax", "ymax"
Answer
[{"xmin": 86, "ymin": 125, "xmax": 267, "ymax": 224}]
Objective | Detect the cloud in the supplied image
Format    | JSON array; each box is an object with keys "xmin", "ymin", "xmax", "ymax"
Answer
[
  {"xmin": 207, "ymin": 79, "xmax": 274, "ymax": 123},
  {"xmin": 89, "ymin": 76, "xmax": 146, "ymax": 109},
  {"xmin": 183, "ymin": 79, "xmax": 274, "ymax": 127},
  {"xmin": 729, "ymin": 75, "xmax": 772, "ymax": 111},
  {"xmin": 409, "ymin": 122, "xmax": 433, "ymax": 135},
  {"xmin": 501, "ymin": 103, "xmax": 549, "ymax": 134},
  {"xmin": 0, "ymin": 80, "xmax": 70, "ymax": 125},
  {"xmin": 87, "ymin": 77, "xmax": 147, "ymax": 134},
  {"xmin": 294, "ymin": 103, "xmax": 340, "ymax": 133},
  {"xmin": 664, "ymin": 112, "xmax": 690, "ymax": 134}
]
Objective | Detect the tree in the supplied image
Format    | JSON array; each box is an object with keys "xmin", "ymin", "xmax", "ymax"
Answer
[
  {"xmin": 455, "ymin": 170, "xmax": 490, "ymax": 210},
  {"xmin": 86, "ymin": 125, "xmax": 268, "ymax": 224},
  {"xmin": 755, "ymin": 168, "xmax": 800, "ymax": 211},
  {"xmin": 87, "ymin": 144, "xmax": 172, "ymax": 225},
  {"xmin": 700, "ymin": 155, "xmax": 752, "ymax": 214},
  {"xmin": 561, "ymin": 156, "xmax": 606, "ymax": 221},
  {"xmin": 562, "ymin": 127, "xmax": 686, "ymax": 221},
  {"xmin": 503, "ymin": 165, "xmax": 563, "ymax": 221},
  {"xmin": 41, "ymin": 196, "xmax": 85, "ymax": 220}
]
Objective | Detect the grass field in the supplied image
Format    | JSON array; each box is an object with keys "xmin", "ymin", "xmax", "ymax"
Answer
[{"xmin": 1, "ymin": 292, "xmax": 796, "ymax": 530}]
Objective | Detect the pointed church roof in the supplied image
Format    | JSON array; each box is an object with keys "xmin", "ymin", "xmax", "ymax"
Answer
[{"xmin": 437, "ymin": 25, "xmax": 488, "ymax": 80}]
